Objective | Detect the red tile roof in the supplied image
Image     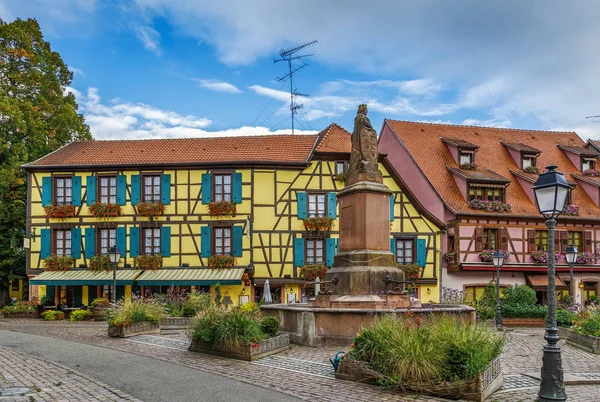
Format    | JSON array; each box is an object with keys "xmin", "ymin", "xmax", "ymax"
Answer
[
  {"xmin": 501, "ymin": 142, "xmax": 541, "ymax": 154},
  {"xmin": 314, "ymin": 123, "xmax": 351, "ymax": 153},
  {"xmin": 385, "ymin": 120, "xmax": 597, "ymax": 218}
]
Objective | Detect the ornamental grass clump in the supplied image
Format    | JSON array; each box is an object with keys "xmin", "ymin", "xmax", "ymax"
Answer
[{"xmin": 106, "ymin": 298, "xmax": 164, "ymax": 327}]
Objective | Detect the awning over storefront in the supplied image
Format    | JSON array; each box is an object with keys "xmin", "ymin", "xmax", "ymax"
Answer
[
  {"xmin": 30, "ymin": 269, "xmax": 141, "ymax": 286},
  {"xmin": 136, "ymin": 268, "xmax": 244, "ymax": 286},
  {"xmin": 526, "ymin": 274, "xmax": 568, "ymax": 291}
]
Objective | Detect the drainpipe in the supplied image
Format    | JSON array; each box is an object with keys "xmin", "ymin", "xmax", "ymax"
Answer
[{"xmin": 438, "ymin": 229, "xmax": 446, "ymax": 303}]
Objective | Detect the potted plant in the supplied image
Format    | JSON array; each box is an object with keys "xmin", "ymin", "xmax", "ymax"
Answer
[
  {"xmin": 523, "ymin": 166, "xmax": 539, "ymax": 174},
  {"xmin": 89, "ymin": 255, "xmax": 112, "ymax": 271},
  {"xmin": 207, "ymin": 201, "xmax": 236, "ymax": 217},
  {"xmin": 44, "ymin": 204, "xmax": 77, "ymax": 220},
  {"xmin": 207, "ymin": 254, "xmax": 235, "ymax": 269},
  {"xmin": 134, "ymin": 254, "xmax": 163, "ymax": 270},
  {"xmin": 41, "ymin": 310, "xmax": 65, "ymax": 321},
  {"xmin": 91, "ymin": 297, "xmax": 111, "ymax": 321},
  {"xmin": 69, "ymin": 309, "xmax": 93, "ymax": 321},
  {"xmin": 300, "ymin": 264, "xmax": 328, "ymax": 281},
  {"xmin": 43, "ymin": 255, "xmax": 74, "ymax": 271},
  {"xmin": 107, "ymin": 298, "xmax": 163, "ymax": 337},
  {"xmin": 479, "ymin": 249, "xmax": 510, "ymax": 263},
  {"xmin": 88, "ymin": 202, "xmax": 122, "ymax": 218},
  {"xmin": 136, "ymin": 201, "xmax": 165, "ymax": 218},
  {"xmin": 334, "ymin": 172, "xmax": 347, "ymax": 182},
  {"xmin": 399, "ymin": 263, "xmax": 422, "ymax": 280},
  {"xmin": 302, "ymin": 216, "xmax": 335, "ymax": 232},
  {"xmin": 562, "ymin": 204, "xmax": 579, "ymax": 216},
  {"xmin": 443, "ymin": 251, "xmax": 456, "ymax": 263}
]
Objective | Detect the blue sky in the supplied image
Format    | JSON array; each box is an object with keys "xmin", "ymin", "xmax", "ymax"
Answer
[{"xmin": 2, "ymin": 1, "xmax": 600, "ymax": 140}]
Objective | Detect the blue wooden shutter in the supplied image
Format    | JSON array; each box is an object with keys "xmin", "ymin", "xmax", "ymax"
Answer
[
  {"xmin": 297, "ymin": 192, "xmax": 307, "ymax": 219},
  {"xmin": 327, "ymin": 193, "xmax": 337, "ymax": 219},
  {"xmin": 116, "ymin": 175, "xmax": 127, "ymax": 206},
  {"xmin": 161, "ymin": 174, "xmax": 171, "ymax": 205},
  {"xmin": 202, "ymin": 173, "xmax": 212, "ymax": 204},
  {"xmin": 129, "ymin": 227, "xmax": 140, "ymax": 257},
  {"xmin": 116, "ymin": 227, "xmax": 126, "ymax": 257},
  {"xmin": 84, "ymin": 228, "xmax": 95, "ymax": 258},
  {"xmin": 294, "ymin": 237, "xmax": 305, "ymax": 267},
  {"xmin": 86, "ymin": 176, "xmax": 96, "ymax": 205},
  {"xmin": 232, "ymin": 225, "xmax": 243, "ymax": 257},
  {"xmin": 416, "ymin": 238, "xmax": 427, "ymax": 267},
  {"xmin": 390, "ymin": 194, "xmax": 395, "ymax": 222},
  {"xmin": 40, "ymin": 229, "xmax": 51, "ymax": 258},
  {"xmin": 131, "ymin": 175, "xmax": 140, "ymax": 206},
  {"xmin": 201, "ymin": 226, "xmax": 211, "ymax": 258},
  {"xmin": 326, "ymin": 238, "xmax": 336, "ymax": 267},
  {"xmin": 71, "ymin": 228, "xmax": 82, "ymax": 258},
  {"xmin": 41, "ymin": 177, "xmax": 52, "ymax": 207},
  {"xmin": 72, "ymin": 176, "xmax": 82, "ymax": 206},
  {"xmin": 232, "ymin": 172, "xmax": 242, "ymax": 204},
  {"xmin": 390, "ymin": 238, "xmax": 396, "ymax": 255},
  {"xmin": 161, "ymin": 226, "xmax": 171, "ymax": 257}
]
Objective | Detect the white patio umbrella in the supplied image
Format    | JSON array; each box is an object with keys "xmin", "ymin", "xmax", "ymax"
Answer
[{"xmin": 263, "ymin": 279, "xmax": 273, "ymax": 304}]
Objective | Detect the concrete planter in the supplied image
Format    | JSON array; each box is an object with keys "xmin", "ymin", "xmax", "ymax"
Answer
[
  {"xmin": 107, "ymin": 322, "xmax": 160, "ymax": 338},
  {"xmin": 93, "ymin": 306, "xmax": 108, "ymax": 322},
  {"xmin": 2, "ymin": 312, "xmax": 38, "ymax": 319},
  {"xmin": 159, "ymin": 317, "xmax": 193, "ymax": 335},
  {"xmin": 188, "ymin": 334, "xmax": 290, "ymax": 361},
  {"xmin": 502, "ymin": 318, "xmax": 546, "ymax": 327},
  {"xmin": 559, "ymin": 327, "xmax": 600, "ymax": 354}
]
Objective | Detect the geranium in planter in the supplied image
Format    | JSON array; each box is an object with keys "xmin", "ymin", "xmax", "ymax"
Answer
[
  {"xmin": 562, "ymin": 204, "xmax": 579, "ymax": 216},
  {"xmin": 44, "ymin": 204, "xmax": 76, "ymax": 220},
  {"xmin": 399, "ymin": 263, "xmax": 422, "ymax": 280},
  {"xmin": 136, "ymin": 202, "xmax": 165, "ymax": 218},
  {"xmin": 300, "ymin": 264, "xmax": 328, "ymax": 281},
  {"xmin": 459, "ymin": 162, "xmax": 477, "ymax": 170},
  {"xmin": 583, "ymin": 169, "xmax": 600, "ymax": 177},
  {"xmin": 208, "ymin": 201, "xmax": 237, "ymax": 217},
  {"xmin": 302, "ymin": 216, "xmax": 335, "ymax": 232},
  {"xmin": 43, "ymin": 254, "xmax": 74, "ymax": 271},
  {"xmin": 89, "ymin": 255, "xmax": 113, "ymax": 271},
  {"xmin": 480, "ymin": 249, "xmax": 510, "ymax": 263},
  {"xmin": 530, "ymin": 250, "xmax": 562, "ymax": 264},
  {"xmin": 576, "ymin": 251, "xmax": 594, "ymax": 265},
  {"xmin": 468, "ymin": 199, "xmax": 512, "ymax": 213},
  {"xmin": 523, "ymin": 166, "xmax": 539, "ymax": 174},
  {"xmin": 207, "ymin": 254, "xmax": 236, "ymax": 269},
  {"xmin": 88, "ymin": 202, "xmax": 122, "ymax": 218},
  {"xmin": 134, "ymin": 254, "xmax": 163, "ymax": 270}
]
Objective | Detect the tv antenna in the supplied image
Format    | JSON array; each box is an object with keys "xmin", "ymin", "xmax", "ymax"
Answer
[
  {"xmin": 586, "ymin": 115, "xmax": 600, "ymax": 123},
  {"xmin": 274, "ymin": 39, "xmax": 317, "ymax": 134}
]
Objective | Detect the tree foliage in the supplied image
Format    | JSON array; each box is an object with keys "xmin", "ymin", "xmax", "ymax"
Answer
[{"xmin": 0, "ymin": 18, "xmax": 91, "ymax": 300}]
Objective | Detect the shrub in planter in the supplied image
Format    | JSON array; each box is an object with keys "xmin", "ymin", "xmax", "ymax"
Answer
[
  {"xmin": 207, "ymin": 254, "xmax": 235, "ymax": 270},
  {"xmin": 399, "ymin": 263, "xmax": 422, "ymax": 280},
  {"xmin": 300, "ymin": 264, "xmax": 328, "ymax": 281},
  {"xmin": 260, "ymin": 316, "xmax": 280, "ymax": 337},
  {"xmin": 302, "ymin": 217, "xmax": 335, "ymax": 232},
  {"xmin": 88, "ymin": 202, "xmax": 122, "ymax": 218},
  {"xmin": 44, "ymin": 204, "xmax": 76, "ymax": 219},
  {"xmin": 502, "ymin": 285, "xmax": 537, "ymax": 306},
  {"xmin": 136, "ymin": 202, "xmax": 165, "ymax": 218},
  {"xmin": 106, "ymin": 298, "xmax": 164, "ymax": 328},
  {"xmin": 69, "ymin": 309, "xmax": 93, "ymax": 321},
  {"xmin": 181, "ymin": 291, "xmax": 211, "ymax": 317},
  {"xmin": 43, "ymin": 255, "xmax": 74, "ymax": 271},
  {"xmin": 572, "ymin": 307, "xmax": 600, "ymax": 337},
  {"xmin": 134, "ymin": 254, "xmax": 163, "ymax": 270},
  {"xmin": 556, "ymin": 309, "xmax": 576, "ymax": 327},
  {"xmin": 502, "ymin": 304, "xmax": 547, "ymax": 318},
  {"xmin": 207, "ymin": 201, "xmax": 236, "ymax": 217},
  {"xmin": 2, "ymin": 300, "xmax": 38, "ymax": 315},
  {"xmin": 41, "ymin": 310, "xmax": 65, "ymax": 321},
  {"xmin": 89, "ymin": 255, "xmax": 113, "ymax": 271},
  {"xmin": 479, "ymin": 249, "xmax": 510, "ymax": 263},
  {"xmin": 91, "ymin": 298, "xmax": 111, "ymax": 308}
]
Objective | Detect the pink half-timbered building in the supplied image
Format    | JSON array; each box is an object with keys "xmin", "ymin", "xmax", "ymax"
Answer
[{"xmin": 380, "ymin": 120, "xmax": 600, "ymax": 304}]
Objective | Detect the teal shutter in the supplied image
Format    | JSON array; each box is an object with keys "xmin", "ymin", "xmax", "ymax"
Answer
[
  {"xmin": 202, "ymin": 173, "xmax": 212, "ymax": 204},
  {"xmin": 161, "ymin": 226, "xmax": 171, "ymax": 257},
  {"xmin": 40, "ymin": 229, "xmax": 51, "ymax": 258},
  {"xmin": 327, "ymin": 193, "xmax": 337, "ymax": 218},
  {"xmin": 232, "ymin": 172, "xmax": 242, "ymax": 204},
  {"xmin": 86, "ymin": 176, "xmax": 96, "ymax": 205},
  {"xmin": 72, "ymin": 176, "xmax": 82, "ymax": 206},
  {"xmin": 232, "ymin": 225, "xmax": 243, "ymax": 257},
  {"xmin": 131, "ymin": 175, "xmax": 140, "ymax": 206},
  {"xmin": 116, "ymin": 175, "xmax": 127, "ymax": 205},
  {"xmin": 129, "ymin": 227, "xmax": 140, "ymax": 257},
  {"xmin": 45, "ymin": 285, "xmax": 55, "ymax": 301},
  {"xmin": 84, "ymin": 228, "xmax": 95, "ymax": 258},
  {"xmin": 390, "ymin": 238, "xmax": 396, "ymax": 254},
  {"xmin": 116, "ymin": 227, "xmax": 126, "ymax": 257},
  {"xmin": 390, "ymin": 194, "xmax": 395, "ymax": 222},
  {"xmin": 326, "ymin": 238, "xmax": 336, "ymax": 267},
  {"xmin": 416, "ymin": 239, "xmax": 427, "ymax": 267},
  {"xmin": 71, "ymin": 228, "xmax": 82, "ymax": 258},
  {"xmin": 297, "ymin": 192, "xmax": 307, "ymax": 219},
  {"xmin": 161, "ymin": 174, "xmax": 171, "ymax": 205},
  {"xmin": 201, "ymin": 226, "xmax": 211, "ymax": 258},
  {"xmin": 73, "ymin": 286, "xmax": 82, "ymax": 306},
  {"xmin": 42, "ymin": 177, "xmax": 52, "ymax": 207},
  {"xmin": 294, "ymin": 237, "xmax": 305, "ymax": 267}
]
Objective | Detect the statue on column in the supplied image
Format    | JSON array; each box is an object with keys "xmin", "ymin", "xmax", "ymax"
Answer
[{"xmin": 346, "ymin": 104, "xmax": 383, "ymax": 186}]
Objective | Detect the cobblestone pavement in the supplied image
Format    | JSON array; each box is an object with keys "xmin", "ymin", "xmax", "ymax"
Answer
[
  {"xmin": 0, "ymin": 346, "xmax": 141, "ymax": 401},
  {"xmin": 2, "ymin": 320, "xmax": 600, "ymax": 401}
]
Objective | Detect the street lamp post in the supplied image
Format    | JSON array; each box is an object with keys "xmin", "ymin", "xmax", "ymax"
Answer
[
  {"xmin": 492, "ymin": 250, "xmax": 505, "ymax": 330},
  {"xmin": 107, "ymin": 245, "xmax": 121, "ymax": 304},
  {"xmin": 533, "ymin": 165, "xmax": 570, "ymax": 402},
  {"xmin": 565, "ymin": 244, "xmax": 578, "ymax": 308}
]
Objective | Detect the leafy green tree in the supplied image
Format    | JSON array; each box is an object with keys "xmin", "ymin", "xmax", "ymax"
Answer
[{"xmin": 0, "ymin": 18, "xmax": 91, "ymax": 304}]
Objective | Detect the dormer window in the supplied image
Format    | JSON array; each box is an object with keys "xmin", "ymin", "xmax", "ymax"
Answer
[
  {"xmin": 582, "ymin": 158, "xmax": 596, "ymax": 172},
  {"xmin": 468, "ymin": 185, "xmax": 505, "ymax": 202},
  {"xmin": 460, "ymin": 152, "xmax": 473, "ymax": 165},
  {"xmin": 522, "ymin": 155, "xmax": 536, "ymax": 169}
]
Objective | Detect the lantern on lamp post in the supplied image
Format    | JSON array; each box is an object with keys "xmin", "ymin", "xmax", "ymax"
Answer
[
  {"xmin": 492, "ymin": 250, "xmax": 505, "ymax": 330},
  {"xmin": 532, "ymin": 165, "xmax": 570, "ymax": 402},
  {"xmin": 106, "ymin": 245, "xmax": 121, "ymax": 304},
  {"xmin": 565, "ymin": 244, "xmax": 578, "ymax": 308}
]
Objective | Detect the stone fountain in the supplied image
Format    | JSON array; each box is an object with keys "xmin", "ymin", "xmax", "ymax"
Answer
[{"xmin": 261, "ymin": 104, "xmax": 474, "ymax": 346}]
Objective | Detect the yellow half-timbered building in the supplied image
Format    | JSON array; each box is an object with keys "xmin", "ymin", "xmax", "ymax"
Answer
[{"xmin": 23, "ymin": 124, "xmax": 442, "ymax": 307}]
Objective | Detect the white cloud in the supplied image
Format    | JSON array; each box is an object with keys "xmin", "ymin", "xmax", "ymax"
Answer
[
  {"xmin": 192, "ymin": 79, "xmax": 241, "ymax": 94},
  {"xmin": 133, "ymin": 25, "xmax": 161, "ymax": 55},
  {"xmin": 69, "ymin": 66, "xmax": 85, "ymax": 77}
]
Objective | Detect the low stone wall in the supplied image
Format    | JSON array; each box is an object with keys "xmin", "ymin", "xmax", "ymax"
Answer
[
  {"xmin": 502, "ymin": 318, "xmax": 546, "ymax": 327},
  {"xmin": 188, "ymin": 334, "xmax": 290, "ymax": 361},
  {"xmin": 160, "ymin": 317, "xmax": 193, "ymax": 335},
  {"xmin": 559, "ymin": 327, "xmax": 600, "ymax": 354},
  {"xmin": 108, "ymin": 322, "xmax": 160, "ymax": 338}
]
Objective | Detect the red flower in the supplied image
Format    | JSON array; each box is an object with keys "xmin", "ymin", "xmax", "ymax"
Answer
[
  {"xmin": 44, "ymin": 204, "xmax": 77, "ymax": 220},
  {"xmin": 207, "ymin": 201, "xmax": 236, "ymax": 217}
]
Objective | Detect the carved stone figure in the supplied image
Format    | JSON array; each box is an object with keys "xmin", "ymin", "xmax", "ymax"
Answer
[{"xmin": 346, "ymin": 104, "xmax": 383, "ymax": 185}]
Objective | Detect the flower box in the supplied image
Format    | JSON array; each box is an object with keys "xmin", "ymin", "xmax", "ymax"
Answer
[
  {"xmin": 207, "ymin": 254, "xmax": 235, "ymax": 270},
  {"xmin": 460, "ymin": 162, "xmax": 477, "ymax": 170},
  {"xmin": 443, "ymin": 251, "xmax": 456, "ymax": 263},
  {"xmin": 468, "ymin": 199, "xmax": 511, "ymax": 213},
  {"xmin": 479, "ymin": 249, "xmax": 510, "ymax": 263},
  {"xmin": 207, "ymin": 201, "xmax": 236, "ymax": 217},
  {"xmin": 88, "ymin": 202, "xmax": 122, "ymax": 218},
  {"xmin": 562, "ymin": 204, "xmax": 579, "ymax": 216},
  {"xmin": 398, "ymin": 263, "xmax": 422, "ymax": 280},
  {"xmin": 576, "ymin": 251, "xmax": 594, "ymax": 265},
  {"xmin": 159, "ymin": 317, "xmax": 193, "ymax": 335},
  {"xmin": 523, "ymin": 166, "xmax": 539, "ymax": 174},
  {"xmin": 89, "ymin": 255, "xmax": 112, "ymax": 272},
  {"xmin": 582, "ymin": 169, "xmax": 600, "ymax": 177},
  {"xmin": 300, "ymin": 264, "xmax": 328, "ymax": 281},
  {"xmin": 136, "ymin": 202, "xmax": 165, "ymax": 218},
  {"xmin": 134, "ymin": 254, "xmax": 163, "ymax": 270},
  {"xmin": 1, "ymin": 312, "xmax": 38, "ymax": 319},
  {"xmin": 559, "ymin": 327, "xmax": 600, "ymax": 354},
  {"xmin": 530, "ymin": 250, "xmax": 562, "ymax": 264},
  {"xmin": 44, "ymin": 204, "xmax": 77, "ymax": 220},
  {"xmin": 43, "ymin": 255, "xmax": 74, "ymax": 272},
  {"xmin": 302, "ymin": 216, "xmax": 335, "ymax": 232},
  {"xmin": 501, "ymin": 318, "xmax": 546, "ymax": 327},
  {"xmin": 334, "ymin": 172, "xmax": 347, "ymax": 182},
  {"xmin": 108, "ymin": 322, "xmax": 160, "ymax": 338},
  {"xmin": 188, "ymin": 333, "xmax": 290, "ymax": 361}
]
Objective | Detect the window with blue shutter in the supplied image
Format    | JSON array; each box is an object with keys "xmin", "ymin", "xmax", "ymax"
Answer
[
  {"xmin": 40, "ymin": 229, "xmax": 51, "ymax": 259},
  {"xmin": 161, "ymin": 226, "xmax": 171, "ymax": 256},
  {"xmin": 202, "ymin": 173, "xmax": 212, "ymax": 204},
  {"xmin": 71, "ymin": 228, "xmax": 82, "ymax": 258},
  {"xmin": 41, "ymin": 177, "xmax": 52, "ymax": 207},
  {"xmin": 161, "ymin": 174, "xmax": 171, "ymax": 205},
  {"xmin": 327, "ymin": 193, "xmax": 337, "ymax": 219},
  {"xmin": 116, "ymin": 227, "xmax": 126, "ymax": 257},
  {"xmin": 390, "ymin": 194, "xmax": 395, "ymax": 222},
  {"xmin": 297, "ymin": 192, "xmax": 307, "ymax": 219},
  {"xmin": 86, "ymin": 176, "xmax": 96, "ymax": 205},
  {"xmin": 294, "ymin": 237, "xmax": 305, "ymax": 267},
  {"xmin": 116, "ymin": 176, "xmax": 127, "ymax": 205},
  {"xmin": 84, "ymin": 228, "xmax": 95, "ymax": 258},
  {"xmin": 232, "ymin": 225, "xmax": 243, "ymax": 257},
  {"xmin": 130, "ymin": 175, "xmax": 140, "ymax": 206},
  {"xmin": 201, "ymin": 226, "xmax": 211, "ymax": 258},
  {"xmin": 72, "ymin": 176, "xmax": 82, "ymax": 206},
  {"xmin": 129, "ymin": 227, "xmax": 140, "ymax": 257},
  {"xmin": 232, "ymin": 172, "xmax": 242, "ymax": 204},
  {"xmin": 326, "ymin": 238, "xmax": 336, "ymax": 267},
  {"xmin": 416, "ymin": 239, "xmax": 427, "ymax": 267}
]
